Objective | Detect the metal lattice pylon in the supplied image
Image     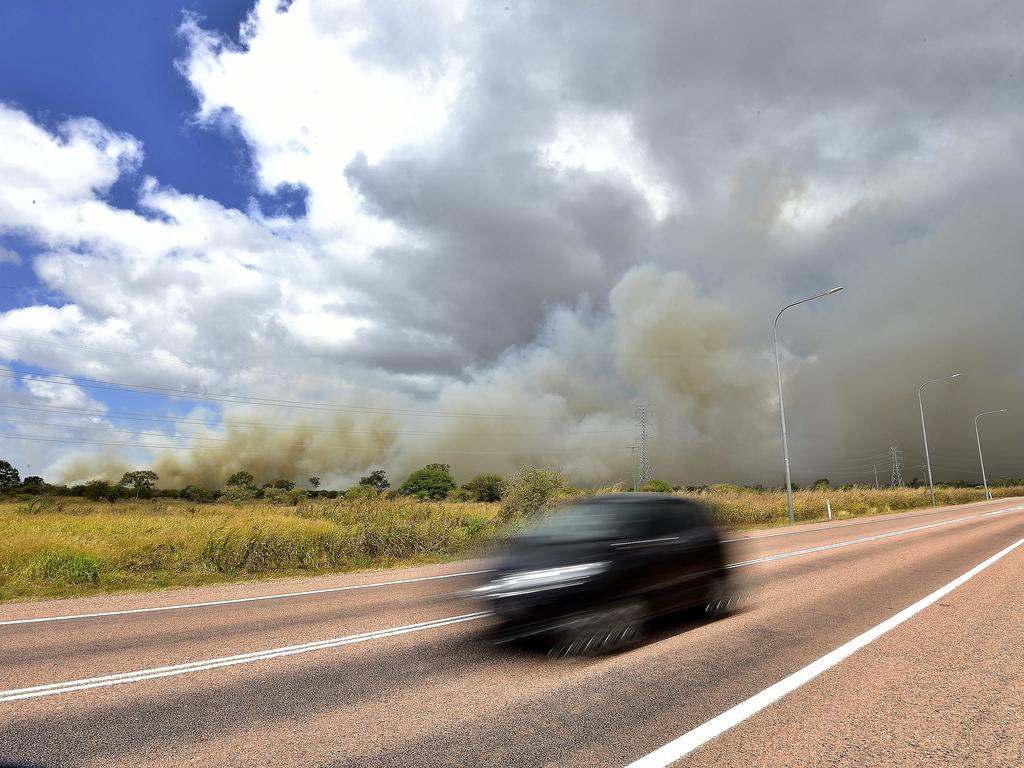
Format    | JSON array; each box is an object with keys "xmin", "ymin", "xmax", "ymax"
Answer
[
  {"xmin": 889, "ymin": 446, "xmax": 904, "ymax": 487},
  {"xmin": 636, "ymin": 406, "xmax": 652, "ymax": 485}
]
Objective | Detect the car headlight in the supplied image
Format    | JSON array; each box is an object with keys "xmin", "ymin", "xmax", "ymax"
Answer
[{"xmin": 474, "ymin": 561, "xmax": 609, "ymax": 597}]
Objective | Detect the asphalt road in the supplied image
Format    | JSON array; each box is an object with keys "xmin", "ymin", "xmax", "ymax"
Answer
[{"xmin": 1, "ymin": 497, "xmax": 1022, "ymax": 767}]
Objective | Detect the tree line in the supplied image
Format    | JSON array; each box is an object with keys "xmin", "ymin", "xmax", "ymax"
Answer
[{"xmin": 3, "ymin": 459, "xmax": 1010, "ymax": 503}]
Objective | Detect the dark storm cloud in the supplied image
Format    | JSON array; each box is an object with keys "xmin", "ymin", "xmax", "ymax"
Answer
[{"xmin": 336, "ymin": 0, "xmax": 1024, "ymax": 483}]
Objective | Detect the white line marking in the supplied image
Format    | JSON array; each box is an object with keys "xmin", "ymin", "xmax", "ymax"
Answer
[
  {"xmin": 720, "ymin": 497, "xmax": 1023, "ymax": 543},
  {"xmin": 0, "ymin": 612, "xmax": 488, "ymax": 703},
  {"xmin": 726, "ymin": 505, "xmax": 1023, "ymax": 570},
  {"xmin": 626, "ymin": 534, "xmax": 1024, "ymax": 768},
  {"xmin": 3, "ymin": 505, "xmax": 1022, "ymax": 705},
  {"xmin": 0, "ymin": 570, "xmax": 492, "ymax": 627}
]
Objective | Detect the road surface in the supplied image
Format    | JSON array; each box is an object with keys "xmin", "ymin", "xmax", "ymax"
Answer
[{"xmin": 1, "ymin": 497, "xmax": 1022, "ymax": 767}]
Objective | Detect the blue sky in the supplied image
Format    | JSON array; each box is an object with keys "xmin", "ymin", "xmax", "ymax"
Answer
[
  {"xmin": 0, "ymin": 0, "xmax": 310, "ymax": 300},
  {"xmin": 0, "ymin": 2, "xmax": 271, "ymax": 475}
]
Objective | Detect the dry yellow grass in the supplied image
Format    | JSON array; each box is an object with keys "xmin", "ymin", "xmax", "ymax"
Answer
[
  {"xmin": 2, "ymin": 485, "xmax": 1020, "ymax": 602},
  {"xmin": 0, "ymin": 496, "xmax": 500, "ymax": 602}
]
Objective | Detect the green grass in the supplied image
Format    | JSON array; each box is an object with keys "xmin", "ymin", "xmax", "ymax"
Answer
[{"xmin": 1, "ymin": 485, "xmax": 1020, "ymax": 603}]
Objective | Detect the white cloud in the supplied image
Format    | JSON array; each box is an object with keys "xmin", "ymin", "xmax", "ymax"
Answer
[
  {"xmin": 178, "ymin": 0, "xmax": 465, "ymax": 234},
  {"xmin": 542, "ymin": 110, "xmax": 679, "ymax": 220}
]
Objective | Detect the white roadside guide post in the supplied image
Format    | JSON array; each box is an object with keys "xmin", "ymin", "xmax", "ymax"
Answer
[
  {"xmin": 826, "ymin": 499, "xmax": 832, "ymax": 520},
  {"xmin": 773, "ymin": 287, "xmax": 845, "ymax": 526},
  {"xmin": 917, "ymin": 373, "xmax": 962, "ymax": 507},
  {"xmin": 975, "ymin": 409, "xmax": 1007, "ymax": 500}
]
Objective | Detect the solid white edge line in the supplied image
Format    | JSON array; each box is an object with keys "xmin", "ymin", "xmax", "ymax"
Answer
[
  {"xmin": 0, "ymin": 569, "xmax": 492, "ymax": 627},
  {"xmin": 625, "ymin": 533, "xmax": 1024, "ymax": 768},
  {"xmin": 0, "ymin": 611, "xmax": 489, "ymax": 703}
]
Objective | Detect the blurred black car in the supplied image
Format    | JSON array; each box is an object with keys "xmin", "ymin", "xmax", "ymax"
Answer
[{"xmin": 470, "ymin": 493, "xmax": 735, "ymax": 656}]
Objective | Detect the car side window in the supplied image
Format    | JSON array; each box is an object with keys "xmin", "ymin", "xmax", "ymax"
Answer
[
  {"xmin": 646, "ymin": 504, "xmax": 686, "ymax": 537},
  {"xmin": 657, "ymin": 502, "xmax": 706, "ymax": 536}
]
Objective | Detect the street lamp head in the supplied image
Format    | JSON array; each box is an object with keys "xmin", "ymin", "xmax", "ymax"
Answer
[{"xmin": 827, "ymin": 286, "xmax": 844, "ymax": 294}]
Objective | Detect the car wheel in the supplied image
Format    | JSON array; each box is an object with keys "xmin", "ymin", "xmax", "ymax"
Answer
[
  {"xmin": 704, "ymin": 572, "xmax": 741, "ymax": 618},
  {"xmin": 548, "ymin": 600, "xmax": 648, "ymax": 658}
]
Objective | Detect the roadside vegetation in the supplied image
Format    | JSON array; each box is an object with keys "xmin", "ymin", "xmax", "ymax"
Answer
[{"xmin": 0, "ymin": 457, "xmax": 1021, "ymax": 602}]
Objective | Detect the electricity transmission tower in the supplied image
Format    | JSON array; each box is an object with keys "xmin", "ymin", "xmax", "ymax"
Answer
[
  {"xmin": 889, "ymin": 446, "xmax": 904, "ymax": 487},
  {"xmin": 636, "ymin": 406, "xmax": 652, "ymax": 485}
]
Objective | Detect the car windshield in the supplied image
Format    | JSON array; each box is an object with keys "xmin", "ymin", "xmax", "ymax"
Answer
[{"xmin": 520, "ymin": 503, "xmax": 651, "ymax": 543}]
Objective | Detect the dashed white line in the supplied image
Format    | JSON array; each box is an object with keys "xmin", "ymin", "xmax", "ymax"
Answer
[
  {"xmin": 626, "ymin": 533, "xmax": 1024, "ymax": 767},
  {"xmin": 0, "ymin": 612, "xmax": 489, "ymax": 703},
  {"xmin": 0, "ymin": 569, "xmax": 492, "ymax": 627},
  {"xmin": 725, "ymin": 504, "xmax": 1024, "ymax": 570},
  {"xmin": 719, "ymin": 497, "xmax": 1022, "ymax": 543}
]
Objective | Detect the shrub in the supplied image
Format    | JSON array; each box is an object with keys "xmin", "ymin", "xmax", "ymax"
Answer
[
  {"xmin": 639, "ymin": 479, "xmax": 673, "ymax": 493},
  {"xmin": 500, "ymin": 465, "xmax": 565, "ymax": 520},
  {"xmin": 345, "ymin": 484, "xmax": 378, "ymax": 500},
  {"xmin": 180, "ymin": 485, "xmax": 218, "ymax": 503},
  {"xmin": 463, "ymin": 473, "xmax": 506, "ymax": 502},
  {"xmin": 447, "ymin": 487, "xmax": 474, "ymax": 502},
  {"xmin": 262, "ymin": 487, "xmax": 295, "ymax": 505},
  {"xmin": 398, "ymin": 464, "xmax": 457, "ymax": 500},
  {"xmin": 82, "ymin": 479, "xmax": 112, "ymax": 501},
  {"xmin": 220, "ymin": 486, "xmax": 258, "ymax": 504}
]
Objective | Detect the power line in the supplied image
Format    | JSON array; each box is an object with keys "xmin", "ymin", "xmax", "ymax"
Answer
[
  {"xmin": 0, "ymin": 368, "xmax": 588, "ymax": 422},
  {"xmin": 0, "ymin": 401, "xmax": 632, "ymax": 439},
  {"xmin": 0, "ymin": 431, "xmax": 581, "ymax": 457}
]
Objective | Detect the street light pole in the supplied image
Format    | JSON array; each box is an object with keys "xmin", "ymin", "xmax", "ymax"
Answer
[
  {"xmin": 627, "ymin": 446, "xmax": 638, "ymax": 492},
  {"xmin": 774, "ymin": 286, "xmax": 844, "ymax": 526},
  {"xmin": 974, "ymin": 409, "xmax": 1007, "ymax": 501},
  {"xmin": 917, "ymin": 373, "xmax": 962, "ymax": 507}
]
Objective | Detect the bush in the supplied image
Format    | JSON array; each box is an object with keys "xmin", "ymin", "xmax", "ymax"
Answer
[
  {"xmin": 181, "ymin": 485, "xmax": 218, "ymax": 503},
  {"xmin": 639, "ymin": 479, "xmax": 673, "ymax": 493},
  {"xmin": 82, "ymin": 479, "xmax": 112, "ymax": 501},
  {"xmin": 262, "ymin": 488, "xmax": 285, "ymax": 504},
  {"xmin": 220, "ymin": 486, "xmax": 258, "ymax": 504},
  {"xmin": 463, "ymin": 473, "xmax": 506, "ymax": 502},
  {"xmin": 345, "ymin": 484, "xmax": 379, "ymax": 500},
  {"xmin": 398, "ymin": 464, "xmax": 457, "ymax": 500},
  {"xmin": 500, "ymin": 465, "xmax": 565, "ymax": 520},
  {"xmin": 447, "ymin": 487, "xmax": 474, "ymax": 502}
]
